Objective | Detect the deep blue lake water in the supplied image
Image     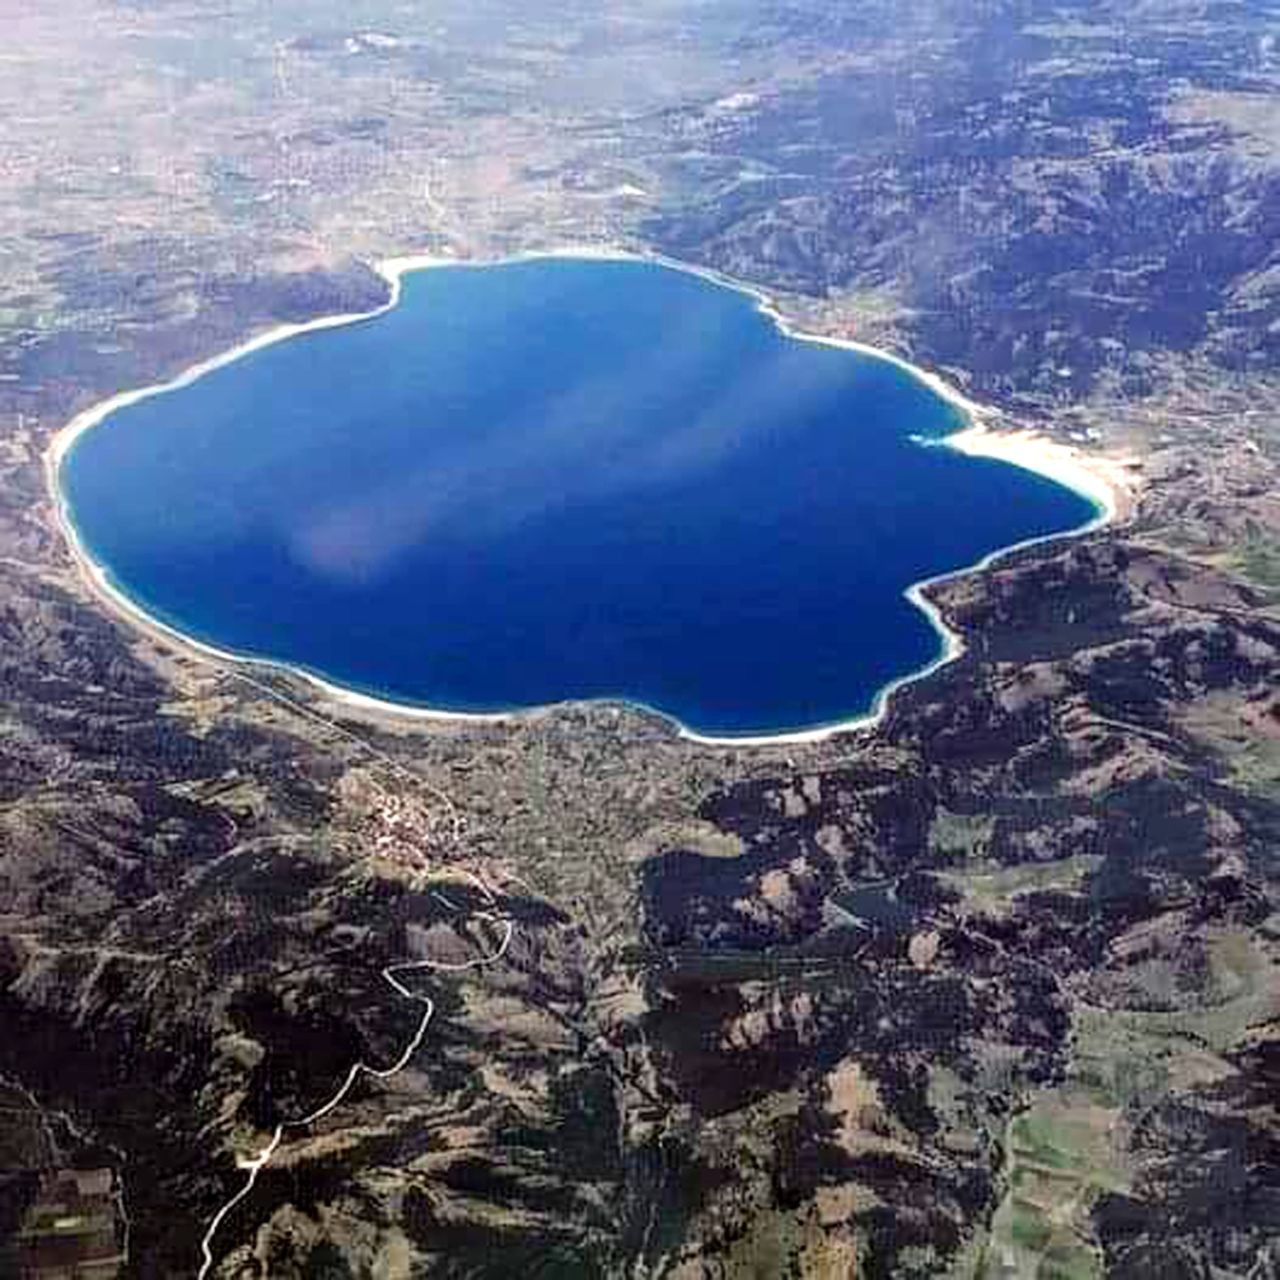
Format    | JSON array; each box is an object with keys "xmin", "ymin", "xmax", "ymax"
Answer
[{"xmin": 61, "ymin": 256, "xmax": 1096, "ymax": 737}]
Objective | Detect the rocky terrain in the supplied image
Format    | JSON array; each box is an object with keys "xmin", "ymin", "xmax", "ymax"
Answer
[{"xmin": 2, "ymin": 1, "xmax": 1279, "ymax": 1277}]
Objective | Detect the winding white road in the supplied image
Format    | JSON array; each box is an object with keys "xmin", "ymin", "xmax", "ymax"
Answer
[
  {"xmin": 196, "ymin": 909, "xmax": 514, "ymax": 1278},
  {"xmin": 192, "ymin": 671, "xmax": 514, "ymax": 1277}
]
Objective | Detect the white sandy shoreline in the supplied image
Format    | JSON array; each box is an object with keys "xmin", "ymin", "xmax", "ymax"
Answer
[{"xmin": 45, "ymin": 244, "xmax": 1137, "ymax": 749}]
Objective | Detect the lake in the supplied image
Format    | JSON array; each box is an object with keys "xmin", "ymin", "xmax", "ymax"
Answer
[{"xmin": 59, "ymin": 255, "xmax": 1097, "ymax": 738}]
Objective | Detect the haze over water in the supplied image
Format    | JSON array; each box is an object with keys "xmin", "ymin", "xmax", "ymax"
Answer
[{"xmin": 61, "ymin": 257, "xmax": 1096, "ymax": 737}]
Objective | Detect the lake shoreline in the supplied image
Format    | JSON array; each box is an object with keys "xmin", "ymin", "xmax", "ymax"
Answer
[{"xmin": 46, "ymin": 245, "xmax": 1139, "ymax": 747}]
